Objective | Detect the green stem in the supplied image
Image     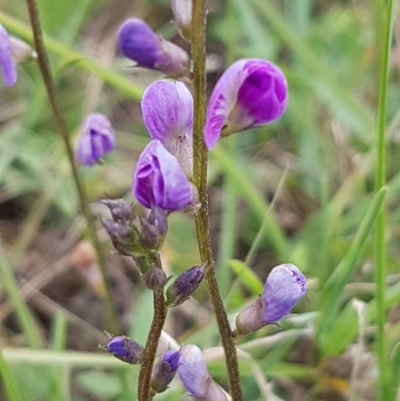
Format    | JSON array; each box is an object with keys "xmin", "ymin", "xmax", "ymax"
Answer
[
  {"xmin": 137, "ymin": 289, "xmax": 167, "ymax": 401},
  {"xmin": 375, "ymin": 0, "xmax": 396, "ymax": 400},
  {"xmin": 191, "ymin": 1, "xmax": 243, "ymax": 400},
  {"xmin": 25, "ymin": 0, "xmax": 118, "ymax": 333}
]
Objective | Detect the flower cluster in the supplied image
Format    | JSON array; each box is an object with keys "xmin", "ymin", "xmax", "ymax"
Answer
[{"xmin": 92, "ymin": 4, "xmax": 306, "ymax": 400}]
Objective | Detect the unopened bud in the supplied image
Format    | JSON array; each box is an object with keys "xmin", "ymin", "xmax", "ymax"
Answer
[
  {"xmin": 140, "ymin": 204, "xmax": 168, "ymax": 251},
  {"xmin": 118, "ymin": 18, "xmax": 189, "ymax": 78},
  {"xmin": 102, "ymin": 198, "xmax": 136, "ymax": 222},
  {"xmin": 151, "ymin": 349, "xmax": 180, "ymax": 393},
  {"xmin": 166, "ymin": 264, "xmax": 205, "ymax": 307},
  {"xmin": 171, "ymin": 0, "xmax": 192, "ymax": 41},
  {"xmin": 143, "ymin": 267, "xmax": 168, "ymax": 290},
  {"xmin": 234, "ymin": 263, "xmax": 306, "ymax": 336},
  {"xmin": 101, "ymin": 332, "xmax": 144, "ymax": 364}
]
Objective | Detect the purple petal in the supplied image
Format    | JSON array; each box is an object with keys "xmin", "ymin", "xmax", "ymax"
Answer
[
  {"xmin": 0, "ymin": 24, "xmax": 17, "ymax": 86},
  {"xmin": 133, "ymin": 140, "xmax": 192, "ymax": 211},
  {"xmin": 162, "ymin": 349, "xmax": 180, "ymax": 373},
  {"xmin": 261, "ymin": 263, "xmax": 306, "ymax": 324},
  {"xmin": 204, "ymin": 58, "xmax": 288, "ymax": 149},
  {"xmin": 118, "ymin": 18, "xmax": 163, "ymax": 69},
  {"xmin": 142, "ymin": 80, "xmax": 193, "ymax": 144},
  {"xmin": 107, "ymin": 336, "xmax": 128, "ymax": 357},
  {"xmin": 76, "ymin": 113, "xmax": 115, "ymax": 166},
  {"xmin": 178, "ymin": 345, "xmax": 209, "ymax": 398}
]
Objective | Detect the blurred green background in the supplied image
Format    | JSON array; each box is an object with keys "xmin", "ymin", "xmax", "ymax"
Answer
[{"xmin": 1, "ymin": 0, "xmax": 400, "ymax": 400}]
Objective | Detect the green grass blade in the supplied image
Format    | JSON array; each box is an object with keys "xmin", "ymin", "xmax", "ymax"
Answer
[{"xmin": 0, "ymin": 349, "xmax": 22, "ymax": 401}]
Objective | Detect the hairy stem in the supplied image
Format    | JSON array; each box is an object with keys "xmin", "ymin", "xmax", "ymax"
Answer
[
  {"xmin": 25, "ymin": 0, "xmax": 118, "ymax": 332},
  {"xmin": 137, "ymin": 289, "xmax": 167, "ymax": 401},
  {"xmin": 191, "ymin": 1, "xmax": 243, "ymax": 400}
]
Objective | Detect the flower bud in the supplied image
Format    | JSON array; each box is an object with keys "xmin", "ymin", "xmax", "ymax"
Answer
[
  {"xmin": 234, "ymin": 263, "xmax": 306, "ymax": 336},
  {"xmin": 205, "ymin": 58, "xmax": 288, "ymax": 149},
  {"xmin": 118, "ymin": 18, "xmax": 189, "ymax": 78},
  {"xmin": 0, "ymin": 24, "xmax": 17, "ymax": 86},
  {"xmin": 140, "ymin": 204, "xmax": 168, "ymax": 251},
  {"xmin": 102, "ymin": 198, "xmax": 136, "ymax": 222},
  {"xmin": 102, "ymin": 332, "xmax": 144, "ymax": 364},
  {"xmin": 143, "ymin": 267, "xmax": 168, "ymax": 290},
  {"xmin": 150, "ymin": 349, "xmax": 180, "ymax": 393},
  {"xmin": 165, "ymin": 264, "xmax": 205, "ymax": 307},
  {"xmin": 171, "ymin": 0, "xmax": 192, "ymax": 41},
  {"xmin": 178, "ymin": 345, "xmax": 228, "ymax": 401},
  {"xmin": 76, "ymin": 113, "xmax": 115, "ymax": 166}
]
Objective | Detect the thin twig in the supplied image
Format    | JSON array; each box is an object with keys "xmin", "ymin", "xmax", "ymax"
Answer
[
  {"xmin": 25, "ymin": 0, "xmax": 118, "ymax": 332},
  {"xmin": 191, "ymin": 1, "xmax": 243, "ymax": 400}
]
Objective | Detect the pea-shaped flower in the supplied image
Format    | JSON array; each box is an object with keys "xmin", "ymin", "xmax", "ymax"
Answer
[
  {"xmin": 0, "ymin": 24, "xmax": 17, "ymax": 86},
  {"xmin": 142, "ymin": 80, "xmax": 193, "ymax": 177},
  {"xmin": 235, "ymin": 263, "xmax": 306, "ymax": 336},
  {"xmin": 178, "ymin": 345, "xmax": 229, "ymax": 401},
  {"xmin": 76, "ymin": 113, "xmax": 115, "ymax": 166},
  {"xmin": 118, "ymin": 18, "xmax": 189, "ymax": 78},
  {"xmin": 204, "ymin": 58, "xmax": 288, "ymax": 149},
  {"xmin": 133, "ymin": 140, "xmax": 192, "ymax": 211}
]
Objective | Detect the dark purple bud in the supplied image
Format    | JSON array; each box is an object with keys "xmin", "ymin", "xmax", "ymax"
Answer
[
  {"xmin": 101, "ymin": 217, "xmax": 144, "ymax": 256},
  {"xmin": 150, "ymin": 349, "xmax": 181, "ymax": 393},
  {"xmin": 102, "ymin": 198, "xmax": 136, "ymax": 222},
  {"xmin": 103, "ymin": 334, "xmax": 144, "ymax": 364},
  {"xmin": 165, "ymin": 264, "xmax": 205, "ymax": 307},
  {"xmin": 140, "ymin": 204, "xmax": 168, "ymax": 251},
  {"xmin": 143, "ymin": 267, "xmax": 168, "ymax": 290},
  {"xmin": 234, "ymin": 264, "xmax": 306, "ymax": 336},
  {"xmin": 76, "ymin": 113, "xmax": 115, "ymax": 166},
  {"xmin": 0, "ymin": 24, "xmax": 17, "ymax": 86},
  {"xmin": 118, "ymin": 18, "xmax": 189, "ymax": 78}
]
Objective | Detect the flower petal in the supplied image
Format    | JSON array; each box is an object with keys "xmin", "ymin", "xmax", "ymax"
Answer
[
  {"xmin": 141, "ymin": 80, "xmax": 193, "ymax": 143},
  {"xmin": 0, "ymin": 24, "xmax": 17, "ymax": 86},
  {"xmin": 133, "ymin": 140, "xmax": 192, "ymax": 210}
]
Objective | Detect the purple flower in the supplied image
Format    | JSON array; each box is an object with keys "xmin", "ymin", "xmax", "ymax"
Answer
[
  {"xmin": 76, "ymin": 113, "xmax": 115, "ymax": 166},
  {"xmin": 166, "ymin": 264, "xmax": 205, "ymax": 307},
  {"xmin": 142, "ymin": 80, "xmax": 193, "ymax": 176},
  {"xmin": 104, "ymin": 334, "xmax": 144, "ymax": 364},
  {"xmin": 234, "ymin": 264, "xmax": 306, "ymax": 336},
  {"xmin": 151, "ymin": 349, "xmax": 181, "ymax": 393},
  {"xmin": 204, "ymin": 58, "xmax": 288, "ymax": 149},
  {"xmin": 178, "ymin": 345, "xmax": 228, "ymax": 401},
  {"xmin": 261, "ymin": 263, "xmax": 306, "ymax": 324},
  {"xmin": 133, "ymin": 139, "xmax": 192, "ymax": 211},
  {"xmin": 0, "ymin": 24, "xmax": 17, "ymax": 86},
  {"xmin": 118, "ymin": 18, "xmax": 189, "ymax": 78}
]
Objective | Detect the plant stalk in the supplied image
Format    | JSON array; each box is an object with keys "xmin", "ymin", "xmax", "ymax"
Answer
[
  {"xmin": 25, "ymin": 0, "xmax": 118, "ymax": 332},
  {"xmin": 191, "ymin": 1, "xmax": 243, "ymax": 400}
]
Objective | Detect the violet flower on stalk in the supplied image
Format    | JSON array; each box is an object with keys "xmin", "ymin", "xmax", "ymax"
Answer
[
  {"xmin": 142, "ymin": 80, "xmax": 193, "ymax": 177},
  {"xmin": 151, "ymin": 349, "xmax": 181, "ymax": 393},
  {"xmin": 178, "ymin": 345, "xmax": 229, "ymax": 401},
  {"xmin": 76, "ymin": 113, "xmax": 115, "ymax": 166},
  {"xmin": 133, "ymin": 139, "xmax": 192, "ymax": 211},
  {"xmin": 0, "ymin": 24, "xmax": 17, "ymax": 86},
  {"xmin": 204, "ymin": 58, "xmax": 288, "ymax": 149},
  {"xmin": 235, "ymin": 263, "xmax": 306, "ymax": 336},
  {"xmin": 118, "ymin": 18, "xmax": 189, "ymax": 78}
]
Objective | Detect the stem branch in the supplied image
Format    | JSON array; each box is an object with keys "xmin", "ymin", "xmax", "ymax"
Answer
[
  {"xmin": 191, "ymin": 1, "xmax": 243, "ymax": 400},
  {"xmin": 25, "ymin": 0, "xmax": 117, "ymax": 332}
]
